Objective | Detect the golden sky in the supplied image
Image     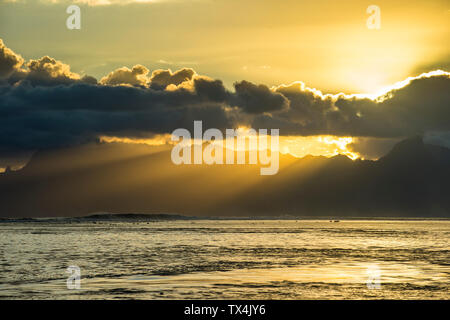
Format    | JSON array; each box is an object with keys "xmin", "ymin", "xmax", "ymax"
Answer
[{"xmin": 0, "ymin": 0, "xmax": 448, "ymax": 93}]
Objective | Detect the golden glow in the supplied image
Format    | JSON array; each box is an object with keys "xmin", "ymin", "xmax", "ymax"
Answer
[
  {"xmin": 280, "ymin": 136, "xmax": 360, "ymax": 160},
  {"xmin": 99, "ymin": 134, "xmax": 173, "ymax": 146},
  {"xmin": 274, "ymin": 70, "xmax": 450, "ymax": 103},
  {"xmin": 369, "ymin": 70, "xmax": 450, "ymax": 101},
  {"xmin": 317, "ymin": 136, "xmax": 359, "ymax": 160},
  {"xmin": 100, "ymin": 133, "xmax": 361, "ymax": 160},
  {"xmin": 3, "ymin": 1, "xmax": 448, "ymax": 94}
]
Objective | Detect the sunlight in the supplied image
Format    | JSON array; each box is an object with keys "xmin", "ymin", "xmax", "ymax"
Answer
[
  {"xmin": 100, "ymin": 133, "xmax": 361, "ymax": 160},
  {"xmin": 280, "ymin": 136, "xmax": 360, "ymax": 160}
]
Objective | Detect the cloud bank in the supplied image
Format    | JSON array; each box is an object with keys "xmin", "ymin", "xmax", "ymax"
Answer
[{"xmin": 0, "ymin": 39, "xmax": 449, "ymax": 158}]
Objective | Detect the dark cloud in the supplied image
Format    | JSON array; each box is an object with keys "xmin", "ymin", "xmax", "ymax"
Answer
[
  {"xmin": 0, "ymin": 81, "xmax": 232, "ymax": 155},
  {"xmin": 193, "ymin": 77, "xmax": 229, "ymax": 102},
  {"xmin": 233, "ymin": 80, "xmax": 289, "ymax": 113},
  {"xmin": 80, "ymin": 75, "xmax": 98, "ymax": 85},
  {"xmin": 0, "ymin": 39, "xmax": 449, "ymax": 159},
  {"xmin": 262, "ymin": 74, "xmax": 450, "ymax": 138},
  {"xmin": 273, "ymin": 82, "xmax": 334, "ymax": 134}
]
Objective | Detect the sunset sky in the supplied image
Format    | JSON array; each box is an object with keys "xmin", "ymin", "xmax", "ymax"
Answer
[
  {"xmin": 1, "ymin": 0, "xmax": 449, "ymax": 92},
  {"xmin": 0, "ymin": 0, "xmax": 449, "ymax": 169}
]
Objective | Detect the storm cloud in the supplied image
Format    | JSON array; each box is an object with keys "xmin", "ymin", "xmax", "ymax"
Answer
[{"xmin": 0, "ymin": 39, "xmax": 449, "ymax": 157}]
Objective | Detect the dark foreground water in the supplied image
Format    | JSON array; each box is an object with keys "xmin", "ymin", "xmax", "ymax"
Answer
[{"xmin": 0, "ymin": 219, "xmax": 448, "ymax": 299}]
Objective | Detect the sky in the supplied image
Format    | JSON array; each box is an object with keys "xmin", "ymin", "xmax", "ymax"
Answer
[
  {"xmin": 1, "ymin": 0, "xmax": 449, "ymax": 92},
  {"xmin": 0, "ymin": 0, "xmax": 449, "ymax": 169}
]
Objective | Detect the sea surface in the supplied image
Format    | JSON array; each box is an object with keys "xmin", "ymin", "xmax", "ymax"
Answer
[{"xmin": 0, "ymin": 219, "xmax": 448, "ymax": 299}]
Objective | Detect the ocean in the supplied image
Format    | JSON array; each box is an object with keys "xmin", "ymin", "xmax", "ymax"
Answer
[{"xmin": 0, "ymin": 219, "xmax": 448, "ymax": 299}]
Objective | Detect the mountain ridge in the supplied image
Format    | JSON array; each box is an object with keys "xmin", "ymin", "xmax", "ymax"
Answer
[{"xmin": 1, "ymin": 136, "xmax": 449, "ymax": 218}]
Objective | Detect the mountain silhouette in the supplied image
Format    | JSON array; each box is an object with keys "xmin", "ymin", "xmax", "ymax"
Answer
[{"xmin": 0, "ymin": 136, "xmax": 449, "ymax": 218}]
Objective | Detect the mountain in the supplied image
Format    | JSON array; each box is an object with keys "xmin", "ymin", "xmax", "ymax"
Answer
[{"xmin": 0, "ymin": 137, "xmax": 449, "ymax": 218}]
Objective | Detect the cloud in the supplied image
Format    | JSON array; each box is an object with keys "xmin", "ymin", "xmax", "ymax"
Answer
[
  {"xmin": 232, "ymin": 80, "xmax": 289, "ymax": 114},
  {"xmin": 0, "ymin": 39, "xmax": 449, "ymax": 159},
  {"xmin": 25, "ymin": 56, "xmax": 81, "ymax": 84},
  {"xmin": 3, "ymin": 54, "xmax": 93, "ymax": 86},
  {"xmin": 100, "ymin": 64, "xmax": 149, "ymax": 87},
  {"xmin": 149, "ymin": 68, "xmax": 195, "ymax": 90},
  {"xmin": 192, "ymin": 76, "xmax": 229, "ymax": 102},
  {"xmin": 261, "ymin": 72, "xmax": 450, "ymax": 137},
  {"xmin": 0, "ymin": 81, "xmax": 232, "ymax": 155},
  {"xmin": 0, "ymin": 39, "xmax": 24, "ymax": 78}
]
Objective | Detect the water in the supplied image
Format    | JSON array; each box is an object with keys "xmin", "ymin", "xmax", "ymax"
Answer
[{"xmin": 0, "ymin": 219, "xmax": 448, "ymax": 299}]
